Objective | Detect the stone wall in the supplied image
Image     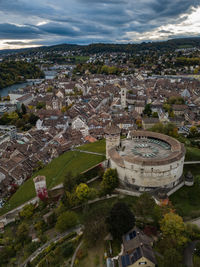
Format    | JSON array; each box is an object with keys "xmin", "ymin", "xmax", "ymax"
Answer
[{"xmin": 110, "ymin": 155, "xmax": 185, "ymax": 190}]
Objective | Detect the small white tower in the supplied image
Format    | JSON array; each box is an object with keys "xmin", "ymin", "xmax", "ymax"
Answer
[
  {"xmin": 104, "ymin": 123, "xmax": 121, "ymax": 159},
  {"xmin": 121, "ymin": 88, "xmax": 127, "ymax": 108}
]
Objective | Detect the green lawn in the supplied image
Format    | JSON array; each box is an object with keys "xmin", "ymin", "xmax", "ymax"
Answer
[
  {"xmin": 169, "ymin": 163, "xmax": 200, "ymax": 220},
  {"xmin": 77, "ymin": 139, "xmax": 106, "ymax": 154},
  {"xmin": 185, "ymin": 146, "xmax": 200, "ymax": 161},
  {"xmin": 0, "ymin": 151, "xmax": 105, "ymax": 216},
  {"xmin": 68, "ymin": 56, "xmax": 89, "ymax": 63}
]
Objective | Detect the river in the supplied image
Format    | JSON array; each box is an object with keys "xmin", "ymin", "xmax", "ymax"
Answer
[
  {"xmin": 0, "ymin": 82, "xmax": 33, "ymax": 97},
  {"xmin": 0, "ymin": 71, "xmax": 57, "ymax": 97}
]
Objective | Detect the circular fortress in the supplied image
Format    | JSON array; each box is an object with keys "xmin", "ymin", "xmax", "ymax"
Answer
[{"xmin": 105, "ymin": 128, "xmax": 185, "ymax": 192}]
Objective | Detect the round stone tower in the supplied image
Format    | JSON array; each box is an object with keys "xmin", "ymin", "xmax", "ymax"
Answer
[{"xmin": 104, "ymin": 123, "xmax": 121, "ymax": 159}]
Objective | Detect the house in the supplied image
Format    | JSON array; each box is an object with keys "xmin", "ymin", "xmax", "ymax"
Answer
[
  {"xmin": 172, "ymin": 105, "xmax": 187, "ymax": 116},
  {"xmin": 46, "ymin": 96, "xmax": 63, "ymax": 110},
  {"xmin": 71, "ymin": 115, "xmax": 87, "ymax": 131},
  {"xmin": 169, "ymin": 117, "xmax": 185, "ymax": 127},
  {"xmin": 142, "ymin": 118, "xmax": 159, "ymax": 130},
  {"xmin": 16, "ymin": 93, "xmax": 34, "ymax": 108},
  {"xmin": 134, "ymin": 102, "xmax": 145, "ymax": 115},
  {"xmin": 118, "ymin": 227, "xmax": 156, "ymax": 267}
]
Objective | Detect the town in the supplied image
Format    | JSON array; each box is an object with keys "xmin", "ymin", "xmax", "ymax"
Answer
[{"xmin": 1, "ymin": 41, "xmax": 200, "ymax": 267}]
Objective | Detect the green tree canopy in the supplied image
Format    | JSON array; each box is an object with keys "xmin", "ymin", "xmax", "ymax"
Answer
[
  {"xmin": 55, "ymin": 211, "xmax": 78, "ymax": 233},
  {"xmin": 152, "ymin": 111, "xmax": 159, "ymax": 118},
  {"xmin": 160, "ymin": 248, "xmax": 184, "ymax": 267},
  {"xmin": 19, "ymin": 203, "xmax": 35, "ymax": 219},
  {"xmin": 63, "ymin": 171, "xmax": 76, "ymax": 193},
  {"xmin": 143, "ymin": 104, "xmax": 152, "ymax": 117},
  {"xmin": 160, "ymin": 212, "xmax": 188, "ymax": 247},
  {"xmin": 106, "ymin": 202, "xmax": 135, "ymax": 240},
  {"xmin": 101, "ymin": 168, "xmax": 119, "ymax": 195},
  {"xmin": 133, "ymin": 193, "xmax": 162, "ymax": 224},
  {"xmin": 75, "ymin": 183, "xmax": 90, "ymax": 201},
  {"xmin": 21, "ymin": 103, "xmax": 27, "ymax": 115}
]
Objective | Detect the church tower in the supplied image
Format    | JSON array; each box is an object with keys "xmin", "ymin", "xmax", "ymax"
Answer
[
  {"xmin": 104, "ymin": 123, "xmax": 121, "ymax": 159},
  {"xmin": 121, "ymin": 88, "xmax": 127, "ymax": 108}
]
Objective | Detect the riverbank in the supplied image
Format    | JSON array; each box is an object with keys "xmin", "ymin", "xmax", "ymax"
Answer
[{"xmin": 0, "ymin": 81, "xmax": 32, "ymax": 97}]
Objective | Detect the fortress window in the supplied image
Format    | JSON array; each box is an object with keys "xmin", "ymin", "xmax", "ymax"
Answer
[{"xmin": 151, "ymin": 168, "xmax": 153, "ymax": 172}]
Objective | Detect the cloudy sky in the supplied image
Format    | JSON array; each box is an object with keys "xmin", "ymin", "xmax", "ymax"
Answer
[{"xmin": 0, "ymin": 0, "xmax": 200, "ymax": 49}]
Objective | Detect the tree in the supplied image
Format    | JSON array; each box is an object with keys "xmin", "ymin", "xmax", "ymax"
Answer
[
  {"xmin": 101, "ymin": 168, "xmax": 119, "ymax": 195},
  {"xmin": 76, "ymin": 183, "xmax": 90, "ymax": 201},
  {"xmin": 133, "ymin": 193, "xmax": 162, "ymax": 224},
  {"xmin": 28, "ymin": 113, "xmax": 39, "ymax": 125},
  {"xmin": 16, "ymin": 222, "xmax": 30, "ymax": 244},
  {"xmin": 106, "ymin": 202, "xmax": 135, "ymax": 240},
  {"xmin": 36, "ymin": 102, "xmax": 46, "ymax": 109},
  {"xmin": 19, "ymin": 203, "xmax": 35, "ymax": 219},
  {"xmin": 169, "ymin": 110, "xmax": 175, "ymax": 118},
  {"xmin": 160, "ymin": 212, "xmax": 188, "ymax": 247},
  {"xmin": 190, "ymin": 126, "xmax": 198, "ymax": 136},
  {"xmin": 167, "ymin": 96, "xmax": 185, "ymax": 105},
  {"xmin": 143, "ymin": 104, "xmax": 152, "ymax": 117},
  {"xmin": 160, "ymin": 248, "xmax": 184, "ymax": 267},
  {"xmin": 55, "ymin": 211, "xmax": 78, "ymax": 233},
  {"xmin": 63, "ymin": 172, "xmax": 75, "ymax": 192},
  {"xmin": 61, "ymin": 106, "xmax": 67, "ymax": 113},
  {"xmin": 152, "ymin": 112, "xmax": 158, "ymax": 118},
  {"xmin": 136, "ymin": 119, "xmax": 142, "ymax": 129},
  {"xmin": 21, "ymin": 103, "xmax": 27, "ymax": 114},
  {"xmin": 163, "ymin": 103, "xmax": 171, "ymax": 112},
  {"xmin": 84, "ymin": 211, "xmax": 107, "ymax": 246},
  {"xmin": 151, "ymin": 122, "xmax": 179, "ymax": 138}
]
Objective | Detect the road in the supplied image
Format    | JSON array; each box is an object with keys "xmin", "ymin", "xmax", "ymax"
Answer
[
  {"xmin": 184, "ymin": 161, "xmax": 200, "ymax": 165},
  {"xmin": 71, "ymin": 240, "xmax": 83, "ymax": 267},
  {"xmin": 71, "ymin": 148, "xmax": 105, "ymax": 156},
  {"xmin": 21, "ymin": 225, "xmax": 82, "ymax": 267},
  {"xmin": 72, "ymin": 194, "xmax": 118, "ymax": 210},
  {"xmin": 183, "ymin": 241, "xmax": 199, "ymax": 267},
  {"xmin": 188, "ymin": 217, "xmax": 200, "ymax": 228}
]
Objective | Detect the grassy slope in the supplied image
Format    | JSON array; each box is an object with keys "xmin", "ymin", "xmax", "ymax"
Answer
[
  {"xmin": 170, "ymin": 146, "xmax": 200, "ymax": 219},
  {"xmin": 77, "ymin": 139, "xmax": 106, "ymax": 154},
  {"xmin": 185, "ymin": 146, "xmax": 200, "ymax": 161},
  {"xmin": 170, "ymin": 164, "xmax": 200, "ymax": 219},
  {"xmin": 0, "ymin": 148, "xmax": 105, "ymax": 215}
]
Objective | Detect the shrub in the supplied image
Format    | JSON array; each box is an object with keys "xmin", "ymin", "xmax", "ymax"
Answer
[{"xmin": 55, "ymin": 211, "xmax": 78, "ymax": 233}]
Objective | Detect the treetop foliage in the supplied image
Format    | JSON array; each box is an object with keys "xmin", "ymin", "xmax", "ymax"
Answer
[
  {"xmin": 106, "ymin": 202, "xmax": 135, "ymax": 240},
  {"xmin": 0, "ymin": 60, "xmax": 44, "ymax": 89}
]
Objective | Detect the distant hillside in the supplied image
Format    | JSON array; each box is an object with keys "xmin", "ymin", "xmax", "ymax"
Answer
[
  {"xmin": 1, "ymin": 37, "xmax": 200, "ymax": 56},
  {"xmin": 0, "ymin": 61, "xmax": 44, "ymax": 89}
]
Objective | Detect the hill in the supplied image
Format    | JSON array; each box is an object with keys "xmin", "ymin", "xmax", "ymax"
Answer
[
  {"xmin": 0, "ymin": 61, "xmax": 44, "ymax": 89},
  {"xmin": 1, "ymin": 37, "xmax": 200, "ymax": 57}
]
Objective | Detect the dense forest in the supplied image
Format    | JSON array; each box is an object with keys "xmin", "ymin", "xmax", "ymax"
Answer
[{"xmin": 0, "ymin": 61, "xmax": 44, "ymax": 89}]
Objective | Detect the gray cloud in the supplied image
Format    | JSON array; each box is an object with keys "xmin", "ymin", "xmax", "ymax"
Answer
[
  {"xmin": 0, "ymin": 0, "xmax": 199, "ymax": 47},
  {"xmin": 0, "ymin": 23, "xmax": 41, "ymax": 39}
]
